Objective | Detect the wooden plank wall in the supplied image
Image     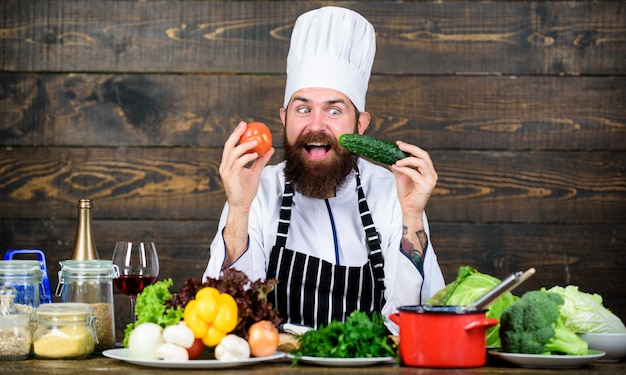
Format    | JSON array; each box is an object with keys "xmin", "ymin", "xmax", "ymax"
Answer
[{"xmin": 1, "ymin": 1, "xmax": 625, "ymax": 339}]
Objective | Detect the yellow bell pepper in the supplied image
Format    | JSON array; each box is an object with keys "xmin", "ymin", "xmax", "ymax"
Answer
[{"xmin": 183, "ymin": 287, "xmax": 239, "ymax": 347}]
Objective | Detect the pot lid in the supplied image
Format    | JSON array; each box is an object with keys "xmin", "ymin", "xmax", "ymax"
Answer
[{"xmin": 398, "ymin": 305, "xmax": 486, "ymax": 314}]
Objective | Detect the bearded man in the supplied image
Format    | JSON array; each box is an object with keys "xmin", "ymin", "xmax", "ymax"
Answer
[{"xmin": 203, "ymin": 6, "xmax": 445, "ymax": 334}]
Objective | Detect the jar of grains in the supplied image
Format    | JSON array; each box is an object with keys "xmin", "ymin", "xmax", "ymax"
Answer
[
  {"xmin": 0, "ymin": 286, "xmax": 32, "ymax": 360},
  {"xmin": 56, "ymin": 260, "xmax": 116, "ymax": 351},
  {"xmin": 33, "ymin": 302, "xmax": 95, "ymax": 359}
]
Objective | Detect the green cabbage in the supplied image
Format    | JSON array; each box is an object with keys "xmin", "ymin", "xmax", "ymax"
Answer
[
  {"xmin": 427, "ymin": 266, "xmax": 518, "ymax": 347},
  {"xmin": 547, "ymin": 285, "xmax": 626, "ymax": 333}
]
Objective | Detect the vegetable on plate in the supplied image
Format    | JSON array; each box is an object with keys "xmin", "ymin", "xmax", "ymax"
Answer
[
  {"xmin": 185, "ymin": 338, "xmax": 205, "ymax": 360},
  {"xmin": 169, "ymin": 269, "xmax": 282, "ymax": 340},
  {"xmin": 162, "ymin": 322, "xmax": 195, "ymax": 349},
  {"xmin": 124, "ymin": 270, "xmax": 282, "ymax": 361},
  {"xmin": 128, "ymin": 320, "xmax": 197, "ymax": 361},
  {"xmin": 214, "ymin": 334, "xmax": 251, "ymax": 361},
  {"xmin": 547, "ymin": 285, "xmax": 626, "ymax": 334},
  {"xmin": 156, "ymin": 342, "xmax": 189, "ymax": 361},
  {"xmin": 499, "ymin": 290, "xmax": 588, "ymax": 355},
  {"xmin": 247, "ymin": 320, "xmax": 280, "ymax": 357},
  {"xmin": 128, "ymin": 322, "xmax": 164, "ymax": 359},
  {"xmin": 289, "ymin": 310, "xmax": 396, "ymax": 364},
  {"xmin": 183, "ymin": 287, "xmax": 239, "ymax": 347}
]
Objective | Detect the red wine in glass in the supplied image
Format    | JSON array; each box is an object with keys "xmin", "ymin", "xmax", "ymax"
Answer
[
  {"xmin": 112, "ymin": 241, "xmax": 159, "ymax": 327},
  {"xmin": 113, "ymin": 275, "xmax": 158, "ymax": 296}
]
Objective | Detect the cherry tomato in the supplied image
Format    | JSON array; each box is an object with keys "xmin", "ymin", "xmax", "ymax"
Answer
[
  {"xmin": 240, "ymin": 121, "xmax": 272, "ymax": 156},
  {"xmin": 186, "ymin": 338, "xmax": 205, "ymax": 360},
  {"xmin": 247, "ymin": 320, "xmax": 279, "ymax": 357}
]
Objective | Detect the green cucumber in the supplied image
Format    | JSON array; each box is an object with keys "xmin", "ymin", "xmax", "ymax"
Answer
[{"xmin": 338, "ymin": 133, "xmax": 409, "ymax": 165}]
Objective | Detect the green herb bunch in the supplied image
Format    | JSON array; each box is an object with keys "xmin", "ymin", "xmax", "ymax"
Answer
[{"xmin": 291, "ymin": 310, "xmax": 397, "ymax": 363}]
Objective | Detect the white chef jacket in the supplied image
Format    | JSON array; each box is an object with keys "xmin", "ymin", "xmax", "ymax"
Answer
[{"xmin": 203, "ymin": 158, "xmax": 445, "ymax": 334}]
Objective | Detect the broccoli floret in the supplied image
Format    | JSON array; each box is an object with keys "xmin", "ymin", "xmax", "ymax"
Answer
[{"xmin": 499, "ymin": 290, "xmax": 588, "ymax": 355}]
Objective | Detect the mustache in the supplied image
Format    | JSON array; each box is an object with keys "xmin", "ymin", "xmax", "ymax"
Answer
[{"xmin": 292, "ymin": 131, "xmax": 339, "ymax": 149}]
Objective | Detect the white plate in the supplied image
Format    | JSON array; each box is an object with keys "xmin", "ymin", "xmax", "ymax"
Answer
[
  {"xmin": 287, "ymin": 353, "xmax": 396, "ymax": 367},
  {"xmin": 489, "ymin": 349, "xmax": 606, "ymax": 369},
  {"xmin": 102, "ymin": 348, "xmax": 286, "ymax": 369}
]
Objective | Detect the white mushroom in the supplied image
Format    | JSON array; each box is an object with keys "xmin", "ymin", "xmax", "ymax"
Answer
[
  {"xmin": 214, "ymin": 334, "xmax": 251, "ymax": 361},
  {"xmin": 162, "ymin": 322, "xmax": 195, "ymax": 348},
  {"xmin": 156, "ymin": 342, "xmax": 190, "ymax": 361}
]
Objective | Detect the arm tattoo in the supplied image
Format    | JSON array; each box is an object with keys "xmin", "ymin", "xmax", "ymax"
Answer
[{"xmin": 401, "ymin": 226, "xmax": 428, "ymax": 270}]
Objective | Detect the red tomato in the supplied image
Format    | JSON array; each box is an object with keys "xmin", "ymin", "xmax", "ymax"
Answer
[
  {"xmin": 186, "ymin": 338, "xmax": 205, "ymax": 360},
  {"xmin": 247, "ymin": 320, "xmax": 279, "ymax": 357},
  {"xmin": 240, "ymin": 121, "xmax": 272, "ymax": 156}
]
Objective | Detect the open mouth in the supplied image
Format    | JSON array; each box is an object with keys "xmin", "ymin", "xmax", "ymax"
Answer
[{"xmin": 304, "ymin": 142, "xmax": 332, "ymax": 160}]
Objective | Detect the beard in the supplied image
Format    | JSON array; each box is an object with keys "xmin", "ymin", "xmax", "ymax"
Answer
[{"xmin": 283, "ymin": 131, "xmax": 357, "ymax": 199}]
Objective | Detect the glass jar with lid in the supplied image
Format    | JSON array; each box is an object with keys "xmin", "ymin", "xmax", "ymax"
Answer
[
  {"xmin": 0, "ymin": 286, "xmax": 32, "ymax": 360},
  {"xmin": 33, "ymin": 302, "xmax": 95, "ymax": 359},
  {"xmin": 56, "ymin": 260, "xmax": 116, "ymax": 351},
  {"xmin": 0, "ymin": 260, "xmax": 42, "ymax": 308}
]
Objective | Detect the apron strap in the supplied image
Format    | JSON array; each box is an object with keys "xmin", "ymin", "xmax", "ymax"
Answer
[
  {"xmin": 274, "ymin": 181, "xmax": 294, "ymax": 249},
  {"xmin": 355, "ymin": 171, "xmax": 386, "ymax": 308}
]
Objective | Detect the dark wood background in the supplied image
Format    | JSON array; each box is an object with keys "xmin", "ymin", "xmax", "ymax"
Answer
[{"xmin": 1, "ymin": 1, "xmax": 625, "ymax": 340}]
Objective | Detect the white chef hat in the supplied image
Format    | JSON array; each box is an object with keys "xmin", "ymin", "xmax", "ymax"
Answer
[{"xmin": 283, "ymin": 6, "xmax": 376, "ymax": 112}]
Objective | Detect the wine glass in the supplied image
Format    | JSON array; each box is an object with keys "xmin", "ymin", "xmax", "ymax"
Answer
[{"xmin": 112, "ymin": 241, "xmax": 159, "ymax": 325}]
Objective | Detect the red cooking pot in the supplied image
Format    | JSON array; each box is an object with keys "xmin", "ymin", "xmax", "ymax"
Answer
[{"xmin": 389, "ymin": 305, "xmax": 498, "ymax": 368}]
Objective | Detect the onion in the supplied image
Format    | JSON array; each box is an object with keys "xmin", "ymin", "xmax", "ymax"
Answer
[{"xmin": 128, "ymin": 322, "xmax": 164, "ymax": 359}]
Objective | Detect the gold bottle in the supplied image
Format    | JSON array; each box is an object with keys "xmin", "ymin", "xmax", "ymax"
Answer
[{"xmin": 70, "ymin": 199, "xmax": 99, "ymax": 260}]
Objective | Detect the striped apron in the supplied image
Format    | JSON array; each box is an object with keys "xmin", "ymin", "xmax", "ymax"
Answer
[{"xmin": 267, "ymin": 171, "xmax": 386, "ymax": 328}]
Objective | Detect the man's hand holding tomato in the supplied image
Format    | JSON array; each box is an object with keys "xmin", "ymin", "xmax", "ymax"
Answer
[
  {"xmin": 240, "ymin": 122, "xmax": 272, "ymax": 156},
  {"xmin": 220, "ymin": 121, "xmax": 274, "ymax": 208},
  {"xmin": 219, "ymin": 121, "xmax": 275, "ymax": 268}
]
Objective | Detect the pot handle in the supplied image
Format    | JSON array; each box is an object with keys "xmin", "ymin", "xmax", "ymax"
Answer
[
  {"xmin": 389, "ymin": 313, "xmax": 400, "ymax": 325},
  {"xmin": 464, "ymin": 318, "xmax": 498, "ymax": 331}
]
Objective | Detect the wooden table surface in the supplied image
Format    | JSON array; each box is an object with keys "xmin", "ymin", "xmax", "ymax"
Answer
[{"xmin": 3, "ymin": 353, "xmax": 624, "ymax": 375}]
